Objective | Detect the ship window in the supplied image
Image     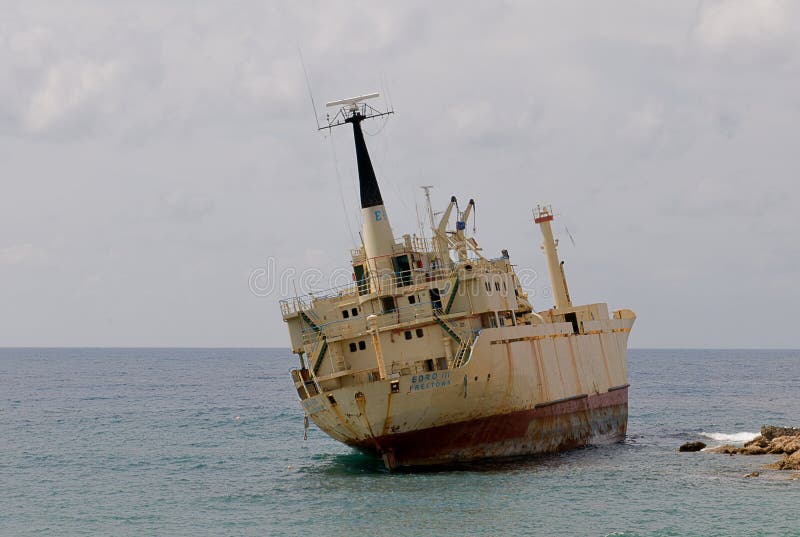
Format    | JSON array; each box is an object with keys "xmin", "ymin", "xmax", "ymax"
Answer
[
  {"xmin": 354, "ymin": 264, "xmax": 369, "ymax": 296},
  {"xmin": 358, "ymin": 340, "xmax": 366, "ymax": 350},
  {"xmin": 503, "ymin": 281, "xmax": 507, "ymax": 292},
  {"xmin": 349, "ymin": 342, "xmax": 357, "ymax": 352},
  {"xmin": 404, "ymin": 330, "xmax": 412, "ymax": 340},
  {"xmin": 494, "ymin": 281, "xmax": 501, "ymax": 291},
  {"xmin": 342, "ymin": 310, "xmax": 350, "ymax": 319},
  {"xmin": 390, "ymin": 380, "xmax": 400, "ymax": 393},
  {"xmin": 351, "ymin": 307, "xmax": 358, "ymax": 316},
  {"xmin": 429, "ymin": 288, "xmax": 442, "ymax": 310},
  {"xmin": 424, "ymin": 359, "xmax": 435, "ymax": 372},
  {"xmin": 408, "ymin": 295, "xmax": 416, "ymax": 305},
  {"xmin": 436, "ymin": 357, "xmax": 448, "ymax": 370},
  {"xmin": 327, "ymin": 394, "xmax": 337, "ymax": 405},
  {"xmin": 392, "ymin": 255, "xmax": 412, "ymax": 287},
  {"xmin": 565, "ymin": 312, "xmax": 579, "ymax": 334},
  {"xmin": 485, "ymin": 281, "xmax": 490, "ymax": 291},
  {"xmin": 381, "ymin": 296, "xmax": 396, "ymax": 313},
  {"xmin": 416, "ymin": 328, "xmax": 424, "ymax": 338}
]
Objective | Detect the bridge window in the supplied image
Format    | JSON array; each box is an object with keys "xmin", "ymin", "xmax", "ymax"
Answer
[
  {"xmin": 349, "ymin": 342, "xmax": 357, "ymax": 352},
  {"xmin": 404, "ymin": 330, "xmax": 412, "ymax": 340},
  {"xmin": 342, "ymin": 310, "xmax": 350, "ymax": 319},
  {"xmin": 416, "ymin": 328, "xmax": 424, "ymax": 338},
  {"xmin": 358, "ymin": 340, "xmax": 366, "ymax": 350},
  {"xmin": 351, "ymin": 307, "xmax": 358, "ymax": 316}
]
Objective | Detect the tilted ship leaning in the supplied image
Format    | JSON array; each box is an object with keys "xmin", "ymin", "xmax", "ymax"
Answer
[{"xmin": 280, "ymin": 94, "xmax": 636, "ymax": 470}]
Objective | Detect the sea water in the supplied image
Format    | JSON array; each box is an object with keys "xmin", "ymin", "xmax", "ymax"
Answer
[{"xmin": 1, "ymin": 348, "xmax": 798, "ymax": 536}]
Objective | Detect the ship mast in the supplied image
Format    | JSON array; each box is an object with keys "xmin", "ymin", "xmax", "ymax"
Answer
[
  {"xmin": 323, "ymin": 94, "xmax": 395, "ymax": 288},
  {"xmin": 534, "ymin": 205, "xmax": 572, "ymax": 309}
]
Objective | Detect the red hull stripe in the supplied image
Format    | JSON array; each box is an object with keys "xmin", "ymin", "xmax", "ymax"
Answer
[{"xmin": 350, "ymin": 387, "xmax": 628, "ymax": 468}]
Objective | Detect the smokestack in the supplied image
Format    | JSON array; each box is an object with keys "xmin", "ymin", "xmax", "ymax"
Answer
[
  {"xmin": 346, "ymin": 113, "xmax": 395, "ymax": 287},
  {"xmin": 350, "ymin": 117, "xmax": 383, "ymax": 209}
]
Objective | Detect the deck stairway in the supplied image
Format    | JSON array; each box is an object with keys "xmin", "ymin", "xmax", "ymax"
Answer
[
  {"xmin": 310, "ymin": 332, "xmax": 328, "ymax": 374},
  {"xmin": 433, "ymin": 310, "xmax": 462, "ymax": 346},
  {"xmin": 443, "ymin": 273, "xmax": 460, "ymax": 314},
  {"xmin": 452, "ymin": 335, "xmax": 474, "ymax": 368}
]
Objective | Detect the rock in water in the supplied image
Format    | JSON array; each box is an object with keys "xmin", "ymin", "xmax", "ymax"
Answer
[
  {"xmin": 706, "ymin": 425, "xmax": 800, "ymax": 471},
  {"xmin": 767, "ymin": 435, "xmax": 800, "ymax": 455},
  {"xmin": 706, "ymin": 444, "xmax": 738, "ymax": 454},
  {"xmin": 744, "ymin": 435, "xmax": 768, "ymax": 448},
  {"xmin": 765, "ymin": 450, "xmax": 800, "ymax": 471},
  {"xmin": 740, "ymin": 445, "xmax": 768, "ymax": 455},
  {"xmin": 679, "ymin": 441, "xmax": 707, "ymax": 452},
  {"xmin": 761, "ymin": 425, "xmax": 800, "ymax": 441}
]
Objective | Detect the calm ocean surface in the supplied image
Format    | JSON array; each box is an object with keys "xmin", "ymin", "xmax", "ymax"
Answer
[{"xmin": 1, "ymin": 348, "xmax": 798, "ymax": 536}]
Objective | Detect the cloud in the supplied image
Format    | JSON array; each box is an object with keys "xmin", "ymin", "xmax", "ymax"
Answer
[
  {"xmin": 0, "ymin": 243, "xmax": 48, "ymax": 266},
  {"xmin": 620, "ymin": 99, "xmax": 697, "ymax": 157},
  {"xmin": 693, "ymin": 0, "xmax": 797, "ymax": 59},
  {"xmin": 163, "ymin": 191, "xmax": 215, "ymax": 222},
  {"xmin": 23, "ymin": 58, "xmax": 122, "ymax": 133}
]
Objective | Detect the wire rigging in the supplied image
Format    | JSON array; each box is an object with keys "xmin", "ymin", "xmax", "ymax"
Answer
[{"xmin": 328, "ymin": 133, "xmax": 358, "ymax": 247}]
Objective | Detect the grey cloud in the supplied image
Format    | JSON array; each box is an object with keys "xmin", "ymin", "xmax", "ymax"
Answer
[
  {"xmin": 1, "ymin": 1, "xmax": 798, "ymax": 347},
  {"xmin": 162, "ymin": 191, "xmax": 215, "ymax": 222}
]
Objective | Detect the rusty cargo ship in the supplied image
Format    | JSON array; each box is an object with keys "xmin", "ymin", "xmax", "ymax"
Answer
[{"xmin": 280, "ymin": 94, "xmax": 636, "ymax": 470}]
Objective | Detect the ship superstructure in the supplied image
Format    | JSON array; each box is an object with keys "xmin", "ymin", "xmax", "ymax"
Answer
[{"xmin": 280, "ymin": 94, "xmax": 635, "ymax": 469}]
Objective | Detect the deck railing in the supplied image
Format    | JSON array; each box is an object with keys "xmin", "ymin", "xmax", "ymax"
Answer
[{"xmin": 279, "ymin": 257, "xmax": 512, "ymax": 317}]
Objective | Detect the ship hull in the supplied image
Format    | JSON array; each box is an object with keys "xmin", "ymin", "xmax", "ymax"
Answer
[
  {"xmin": 297, "ymin": 309, "xmax": 636, "ymax": 470},
  {"xmin": 350, "ymin": 386, "xmax": 627, "ymax": 469}
]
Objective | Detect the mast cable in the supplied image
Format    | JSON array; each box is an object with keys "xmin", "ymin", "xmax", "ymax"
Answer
[
  {"xmin": 297, "ymin": 46, "xmax": 321, "ymax": 130},
  {"xmin": 328, "ymin": 134, "xmax": 358, "ymax": 247}
]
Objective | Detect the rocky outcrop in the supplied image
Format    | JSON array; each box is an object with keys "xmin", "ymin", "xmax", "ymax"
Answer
[
  {"xmin": 705, "ymin": 425, "xmax": 800, "ymax": 472},
  {"xmin": 765, "ymin": 450, "xmax": 800, "ymax": 471},
  {"xmin": 760, "ymin": 425, "xmax": 800, "ymax": 441},
  {"xmin": 679, "ymin": 441, "xmax": 706, "ymax": 452}
]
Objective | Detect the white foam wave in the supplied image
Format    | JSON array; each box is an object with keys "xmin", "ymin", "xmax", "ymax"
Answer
[{"xmin": 700, "ymin": 431, "xmax": 759, "ymax": 444}]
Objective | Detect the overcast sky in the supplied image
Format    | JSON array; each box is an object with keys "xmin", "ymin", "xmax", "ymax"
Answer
[{"xmin": 1, "ymin": 1, "xmax": 798, "ymax": 348}]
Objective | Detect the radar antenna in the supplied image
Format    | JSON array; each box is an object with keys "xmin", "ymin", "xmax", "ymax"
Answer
[{"xmin": 321, "ymin": 92, "xmax": 394, "ymax": 130}]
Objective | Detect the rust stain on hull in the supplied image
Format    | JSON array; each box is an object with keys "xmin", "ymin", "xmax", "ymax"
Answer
[{"xmin": 349, "ymin": 387, "xmax": 628, "ymax": 470}]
